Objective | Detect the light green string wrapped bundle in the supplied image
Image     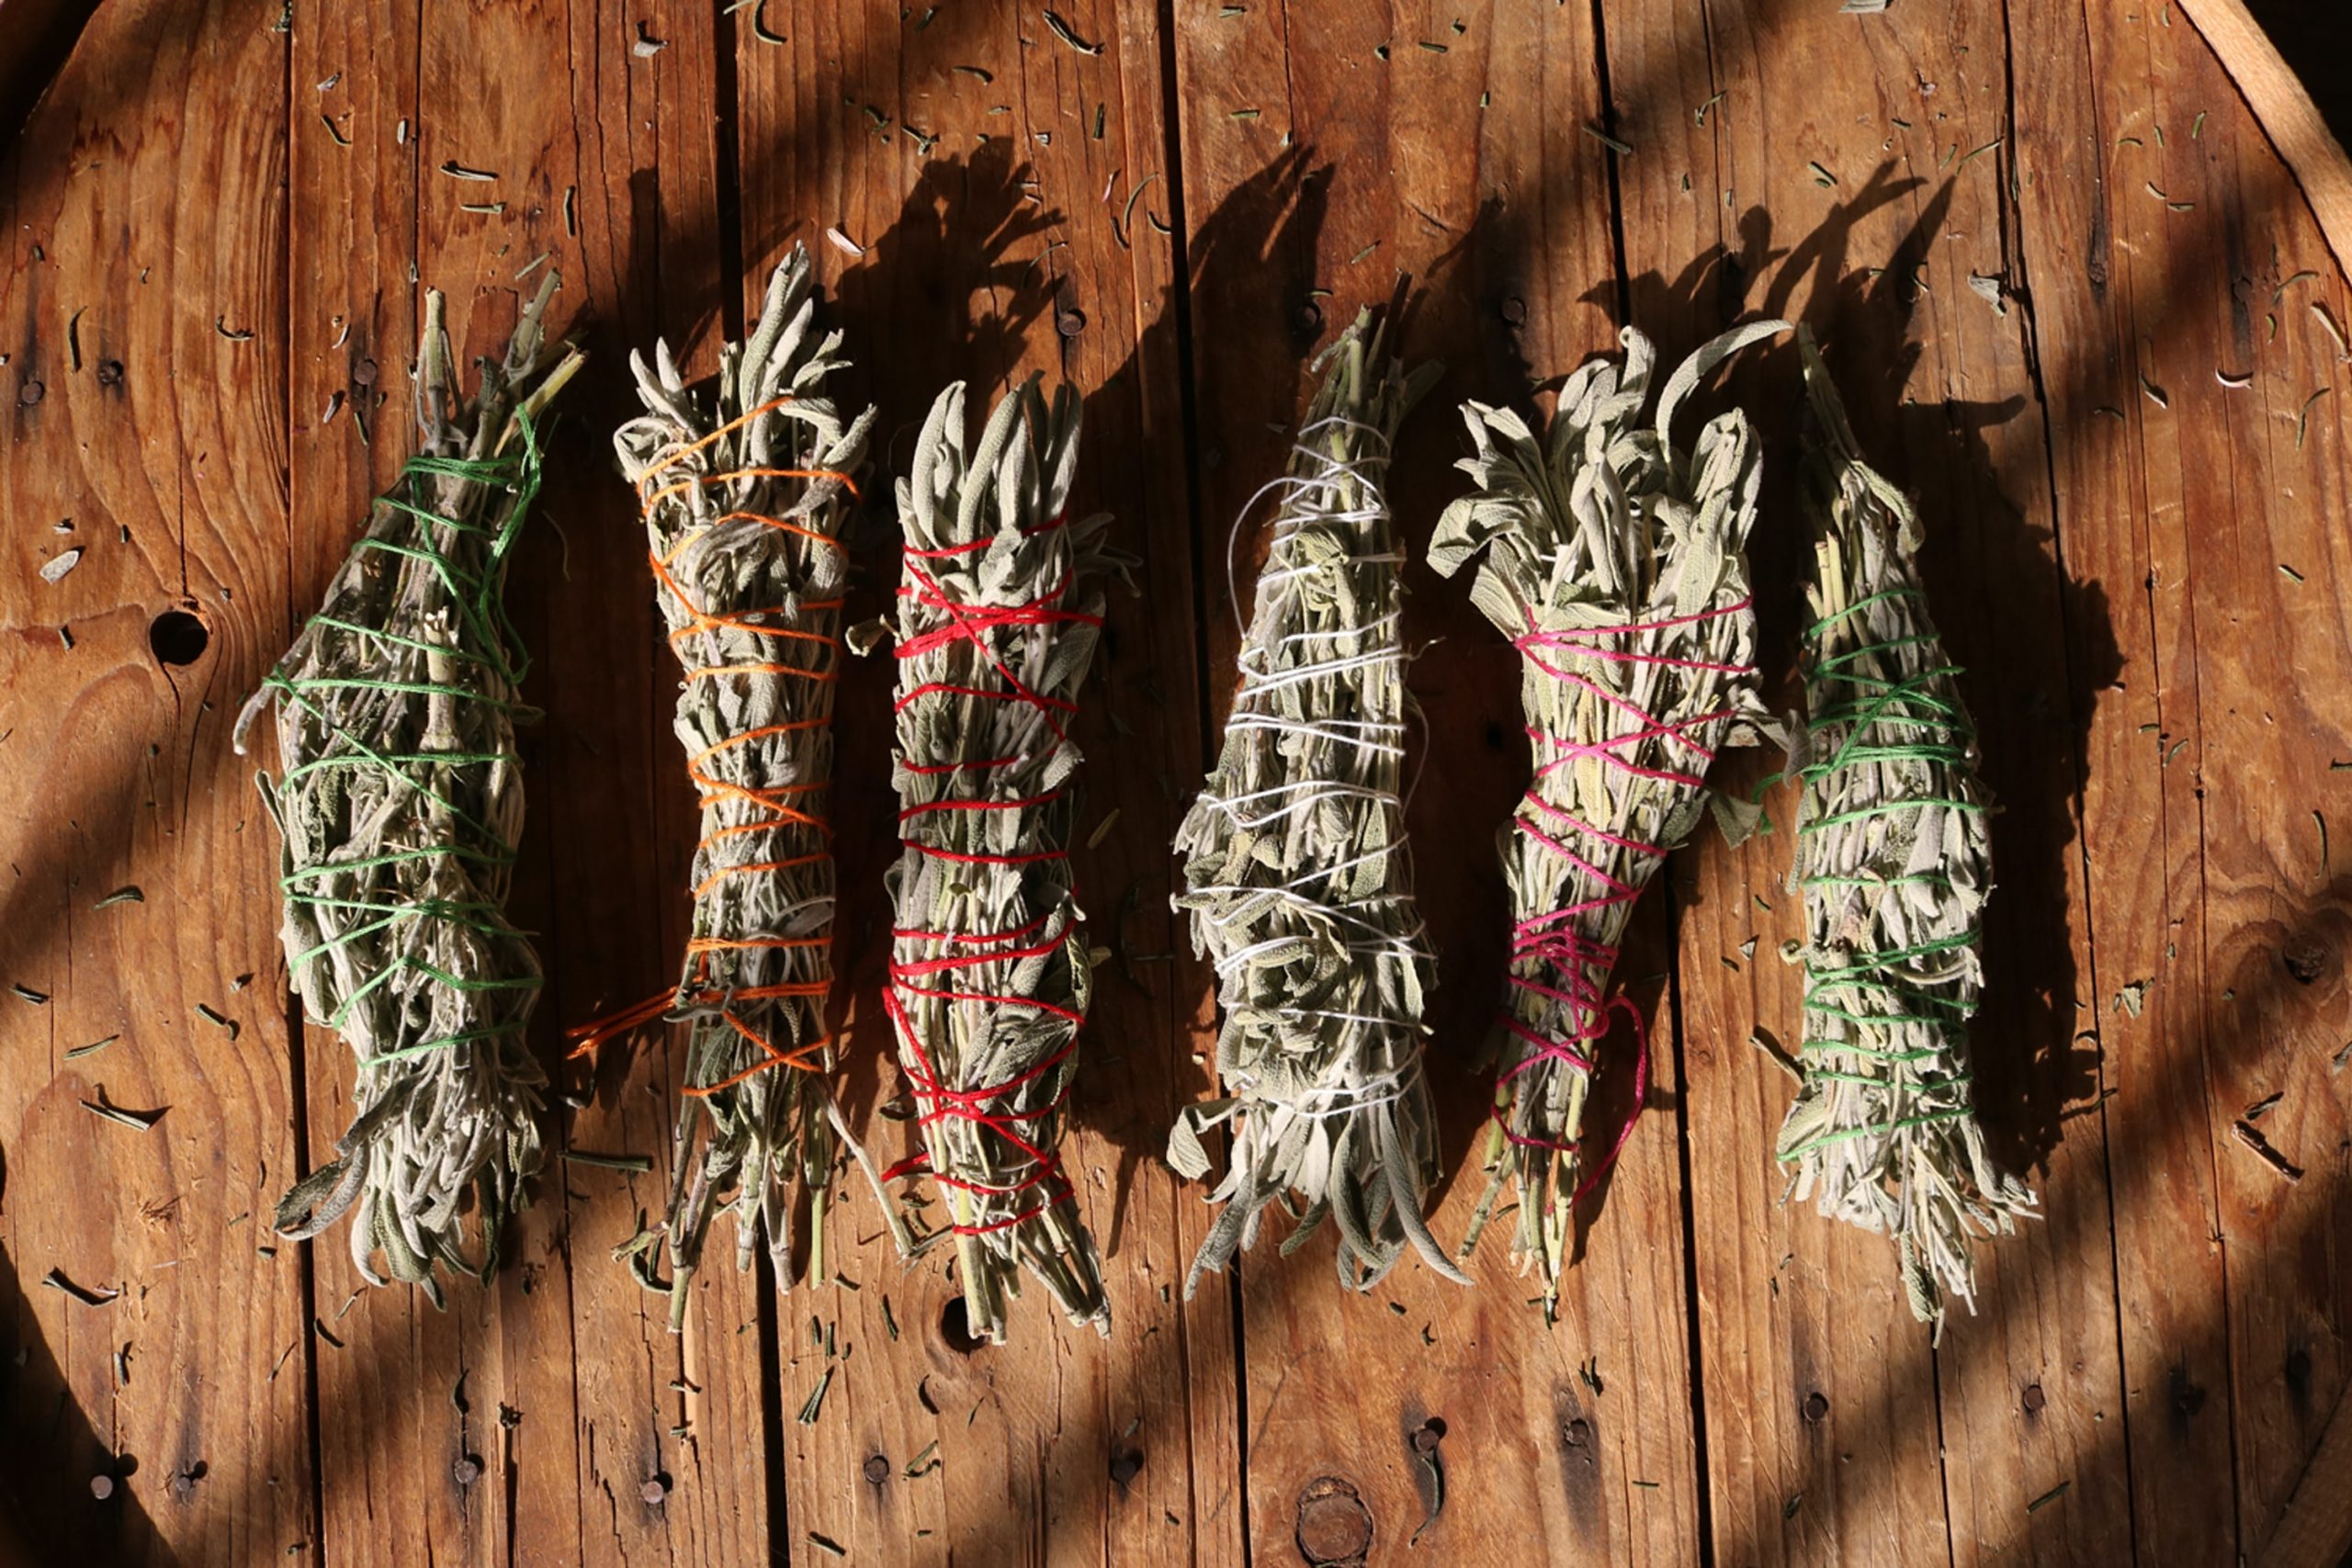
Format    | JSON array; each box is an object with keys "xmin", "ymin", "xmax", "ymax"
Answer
[
  {"xmin": 1170, "ymin": 309, "xmax": 1463, "ymax": 1297},
  {"xmin": 234, "ymin": 278, "xmax": 582, "ymax": 1303},
  {"xmin": 1773, "ymin": 329, "xmax": 2036, "ymax": 1332}
]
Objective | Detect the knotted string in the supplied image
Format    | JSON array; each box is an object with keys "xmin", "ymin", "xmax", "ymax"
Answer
[
  {"xmin": 564, "ymin": 395, "xmax": 858, "ymax": 1094},
  {"xmin": 1782, "ymin": 586, "xmax": 1985, "ymax": 1155},
  {"xmin": 270, "ymin": 416, "xmax": 548, "ymax": 1064},
  {"xmin": 1498, "ymin": 595, "xmax": 1755, "ymax": 1199},
  {"xmin": 881, "ymin": 511, "xmax": 1099, "ymax": 1235}
]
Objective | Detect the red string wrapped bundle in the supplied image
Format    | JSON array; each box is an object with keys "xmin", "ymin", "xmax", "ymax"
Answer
[{"xmin": 855, "ymin": 374, "xmax": 1124, "ymax": 1341}]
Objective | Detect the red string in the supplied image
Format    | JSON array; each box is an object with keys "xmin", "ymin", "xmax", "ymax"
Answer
[
  {"xmin": 1496, "ymin": 597, "xmax": 1754, "ymax": 1201},
  {"xmin": 882, "ymin": 513, "xmax": 1092, "ymax": 1235}
]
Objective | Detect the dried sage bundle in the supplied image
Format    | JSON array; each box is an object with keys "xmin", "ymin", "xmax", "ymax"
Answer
[
  {"xmin": 855, "ymin": 375, "xmax": 1121, "ymax": 1341},
  {"xmin": 604, "ymin": 247, "xmax": 899, "ymax": 1325},
  {"xmin": 235, "ymin": 277, "xmax": 582, "ymax": 1303},
  {"xmin": 1170, "ymin": 310, "xmax": 1463, "ymax": 1297},
  {"xmin": 1433, "ymin": 322, "xmax": 1785, "ymax": 1309},
  {"xmin": 1772, "ymin": 330, "xmax": 2035, "ymax": 1330}
]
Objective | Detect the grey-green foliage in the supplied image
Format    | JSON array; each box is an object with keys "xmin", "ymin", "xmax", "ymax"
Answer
[
  {"xmin": 861, "ymin": 374, "xmax": 1124, "ymax": 1342},
  {"xmin": 234, "ymin": 276, "xmax": 582, "ymax": 1304},
  {"xmin": 1170, "ymin": 310, "xmax": 1462, "ymax": 1298},
  {"xmin": 614, "ymin": 246, "xmax": 899, "ymax": 1325},
  {"xmin": 1431, "ymin": 322, "xmax": 1785, "ymax": 1308},
  {"xmin": 1774, "ymin": 329, "xmax": 2035, "ymax": 1333}
]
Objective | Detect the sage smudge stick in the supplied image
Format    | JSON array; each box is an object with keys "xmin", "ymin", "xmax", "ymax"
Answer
[
  {"xmin": 234, "ymin": 276, "xmax": 582, "ymax": 1303},
  {"xmin": 1771, "ymin": 329, "xmax": 2035, "ymax": 1330},
  {"xmin": 598, "ymin": 248, "xmax": 901, "ymax": 1325},
  {"xmin": 854, "ymin": 375, "xmax": 1122, "ymax": 1341},
  {"xmin": 1170, "ymin": 309, "xmax": 1463, "ymax": 1296},
  {"xmin": 1433, "ymin": 322, "xmax": 1786, "ymax": 1309}
]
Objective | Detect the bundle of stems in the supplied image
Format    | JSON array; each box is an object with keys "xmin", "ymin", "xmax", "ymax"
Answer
[
  {"xmin": 1170, "ymin": 310, "xmax": 1463, "ymax": 1296},
  {"xmin": 1772, "ymin": 330, "xmax": 2035, "ymax": 1330},
  {"xmin": 856, "ymin": 374, "xmax": 1121, "ymax": 1341},
  {"xmin": 603, "ymin": 248, "xmax": 899, "ymax": 1325},
  {"xmin": 234, "ymin": 276, "xmax": 582, "ymax": 1303},
  {"xmin": 1432, "ymin": 321, "xmax": 1786, "ymax": 1309}
]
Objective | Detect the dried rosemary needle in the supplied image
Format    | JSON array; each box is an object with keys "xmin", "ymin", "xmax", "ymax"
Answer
[
  {"xmin": 1772, "ymin": 328, "xmax": 2035, "ymax": 1331},
  {"xmin": 1433, "ymin": 321, "xmax": 1786, "ymax": 1311},
  {"xmin": 235, "ymin": 276, "xmax": 582, "ymax": 1303},
  {"xmin": 1170, "ymin": 307, "xmax": 1464, "ymax": 1296},
  {"xmin": 603, "ymin": 246, "xmax": 903, "ymax": 1326},
  {"xmin": 854, "ymin": 374, "xmax": 1125, "ymax": 1341}
]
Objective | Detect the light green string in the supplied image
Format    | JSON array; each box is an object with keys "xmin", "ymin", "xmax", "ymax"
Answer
[
  {"xmin": 269, "ymin": 415, "xmax": 548, "ymax": 1063},
  {"xmin": 1784, "ymin": 584, "xmax": 1990, "ymax": 1159}
]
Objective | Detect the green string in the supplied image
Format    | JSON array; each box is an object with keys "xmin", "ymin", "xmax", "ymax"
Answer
[
  {"xmin": 1791, "ymin": 581, "xmax": 1990, "ymax": 1156},
  {"xmin": 271, "ymin": 414, "xmax": 548, "ymax": 1062}
]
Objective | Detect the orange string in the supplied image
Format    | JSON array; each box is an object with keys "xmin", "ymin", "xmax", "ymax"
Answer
[{"xmin": 571, "ymin": 396, "xmax": 860, "ymax": 1085}]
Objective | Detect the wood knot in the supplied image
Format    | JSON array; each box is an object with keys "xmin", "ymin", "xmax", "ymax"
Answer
[
  {"xmin": 1294, "ymin": 1475, "xmax": 1374, "ymax": 1565},
  {"xmin": 150, "ymin": 609, "xmax": 209, "ymax": 667},
  {"xmin": 938, "ymin": 1297, "xmax": 985, "ymax": 1354},
  {"xmin": 2281, "ymin": 934, "xmax": 2330, "ymax": 985}
]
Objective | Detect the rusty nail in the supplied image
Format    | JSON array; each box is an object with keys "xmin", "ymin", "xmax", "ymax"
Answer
[
  {"xmin": 1109, "ymin": 1449, "xmax": 1143, "ymax": 1484},
  {"xmin": 89, "ymin": 1475, "xmax": 114, "ymax": 1501},
  {"xmin": 19, "ymin": 379, "xmax": 45, "ymax": 406},
  {"xmin": 1803, "ymin": 1392, "xmax": 1829, "ymax": 1423},
  {"xmin": 862, "ymin": 1455, "xmax": 890, "ymax": 1485},
  {"xmin": 1499, "ymin": 295, "xmax": 1527, "ymax": 325},
  {"xmin": 453, "ymin": 1457, "xmax": 481, "ymax": 1486},
  {"xmin": 353, "ymin": 357, "xmax": 379, "ymax": 387},
  {"xmin": 2022, "ymin": 1384, "xmax": 2046, "ymax": 1414},
  {"xmin": 1056, "ymin": 307, "xmax": 1087, "ymax": 338},
  {"xmin": 1291, "ymin": 301, "xmax": 1324, "ymax": 335},
  {"xmin": 641, "ymin": 1476, "xmax": 669, "ymax": 1505},
  {"xmin": 96, "ymin": 360, "xmax": 123, "ymax": 387}
]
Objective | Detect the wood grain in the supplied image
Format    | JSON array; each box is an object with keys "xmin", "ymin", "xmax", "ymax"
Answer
[
  {"xmin": 1168, "ymin": 5, "xmax": 1709, "ymax": 1562},
  {"xmin": 0, "ymin": 2, "xmax": 311, "ymax": 1562},
  {"xmin": 727, "ymin": 5, "xmax": 1239, "ymax": 1563},
  {"xmin": 0, "ymin": 0, "xmax": 2346, "ymax": 1562}
]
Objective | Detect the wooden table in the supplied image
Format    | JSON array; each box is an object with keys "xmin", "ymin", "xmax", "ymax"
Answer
[{"xmin": 2, "ymin": 1, "xmax": 2347, "ymax": 1563}]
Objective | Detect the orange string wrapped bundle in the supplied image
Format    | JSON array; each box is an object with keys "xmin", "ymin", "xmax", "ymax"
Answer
[{"xmin": 596, "ymin": 248, "xmax": 899, "ymax": 1323}]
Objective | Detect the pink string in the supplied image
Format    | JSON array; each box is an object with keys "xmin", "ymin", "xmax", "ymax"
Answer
[{"xmin": 1497, "ymin": 597, "xmax": 1753, "ymax": 1201}]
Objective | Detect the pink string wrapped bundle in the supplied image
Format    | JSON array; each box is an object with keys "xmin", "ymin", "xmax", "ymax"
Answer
[{"xmin": 1432, "ymin": 322, "xmax": 1786, "ymax": 1309}]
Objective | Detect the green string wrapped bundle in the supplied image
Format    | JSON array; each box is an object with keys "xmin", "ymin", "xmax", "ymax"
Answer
[
  {"xmin": 1774, "ymin": 329, "xmax": 2036, "ymax": 1331},
  {"xmin": 235, "ymin": 279, "xmax": 582, "ymax": 1303}
]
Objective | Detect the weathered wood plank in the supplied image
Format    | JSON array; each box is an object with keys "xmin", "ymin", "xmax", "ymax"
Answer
[
  {"xmin": 1597, "ymin": 7, "xmax": 1955, "ymax": 1563},
  {"xmin": 0, "ymin": 1, "xmax": 312, "ymax": 1562},
  {"xmin": 729, "ymin": 4, "xmax": 1238, "ymax": 1562},
  {"xmin": 1606, "ymin": 1, "xmax": 2137, "ymax": 1562},
  {"xmin": 1170, "ymin": 4, "xmax": 1707, "ymax": 1561},
  {"xmin": 537, "ymin": 3, "xmax": 778, "ymax": 1563},
  {"xmin": 2013, "ymin": 0, "xmax": 2352, "ymax": 1559}
]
